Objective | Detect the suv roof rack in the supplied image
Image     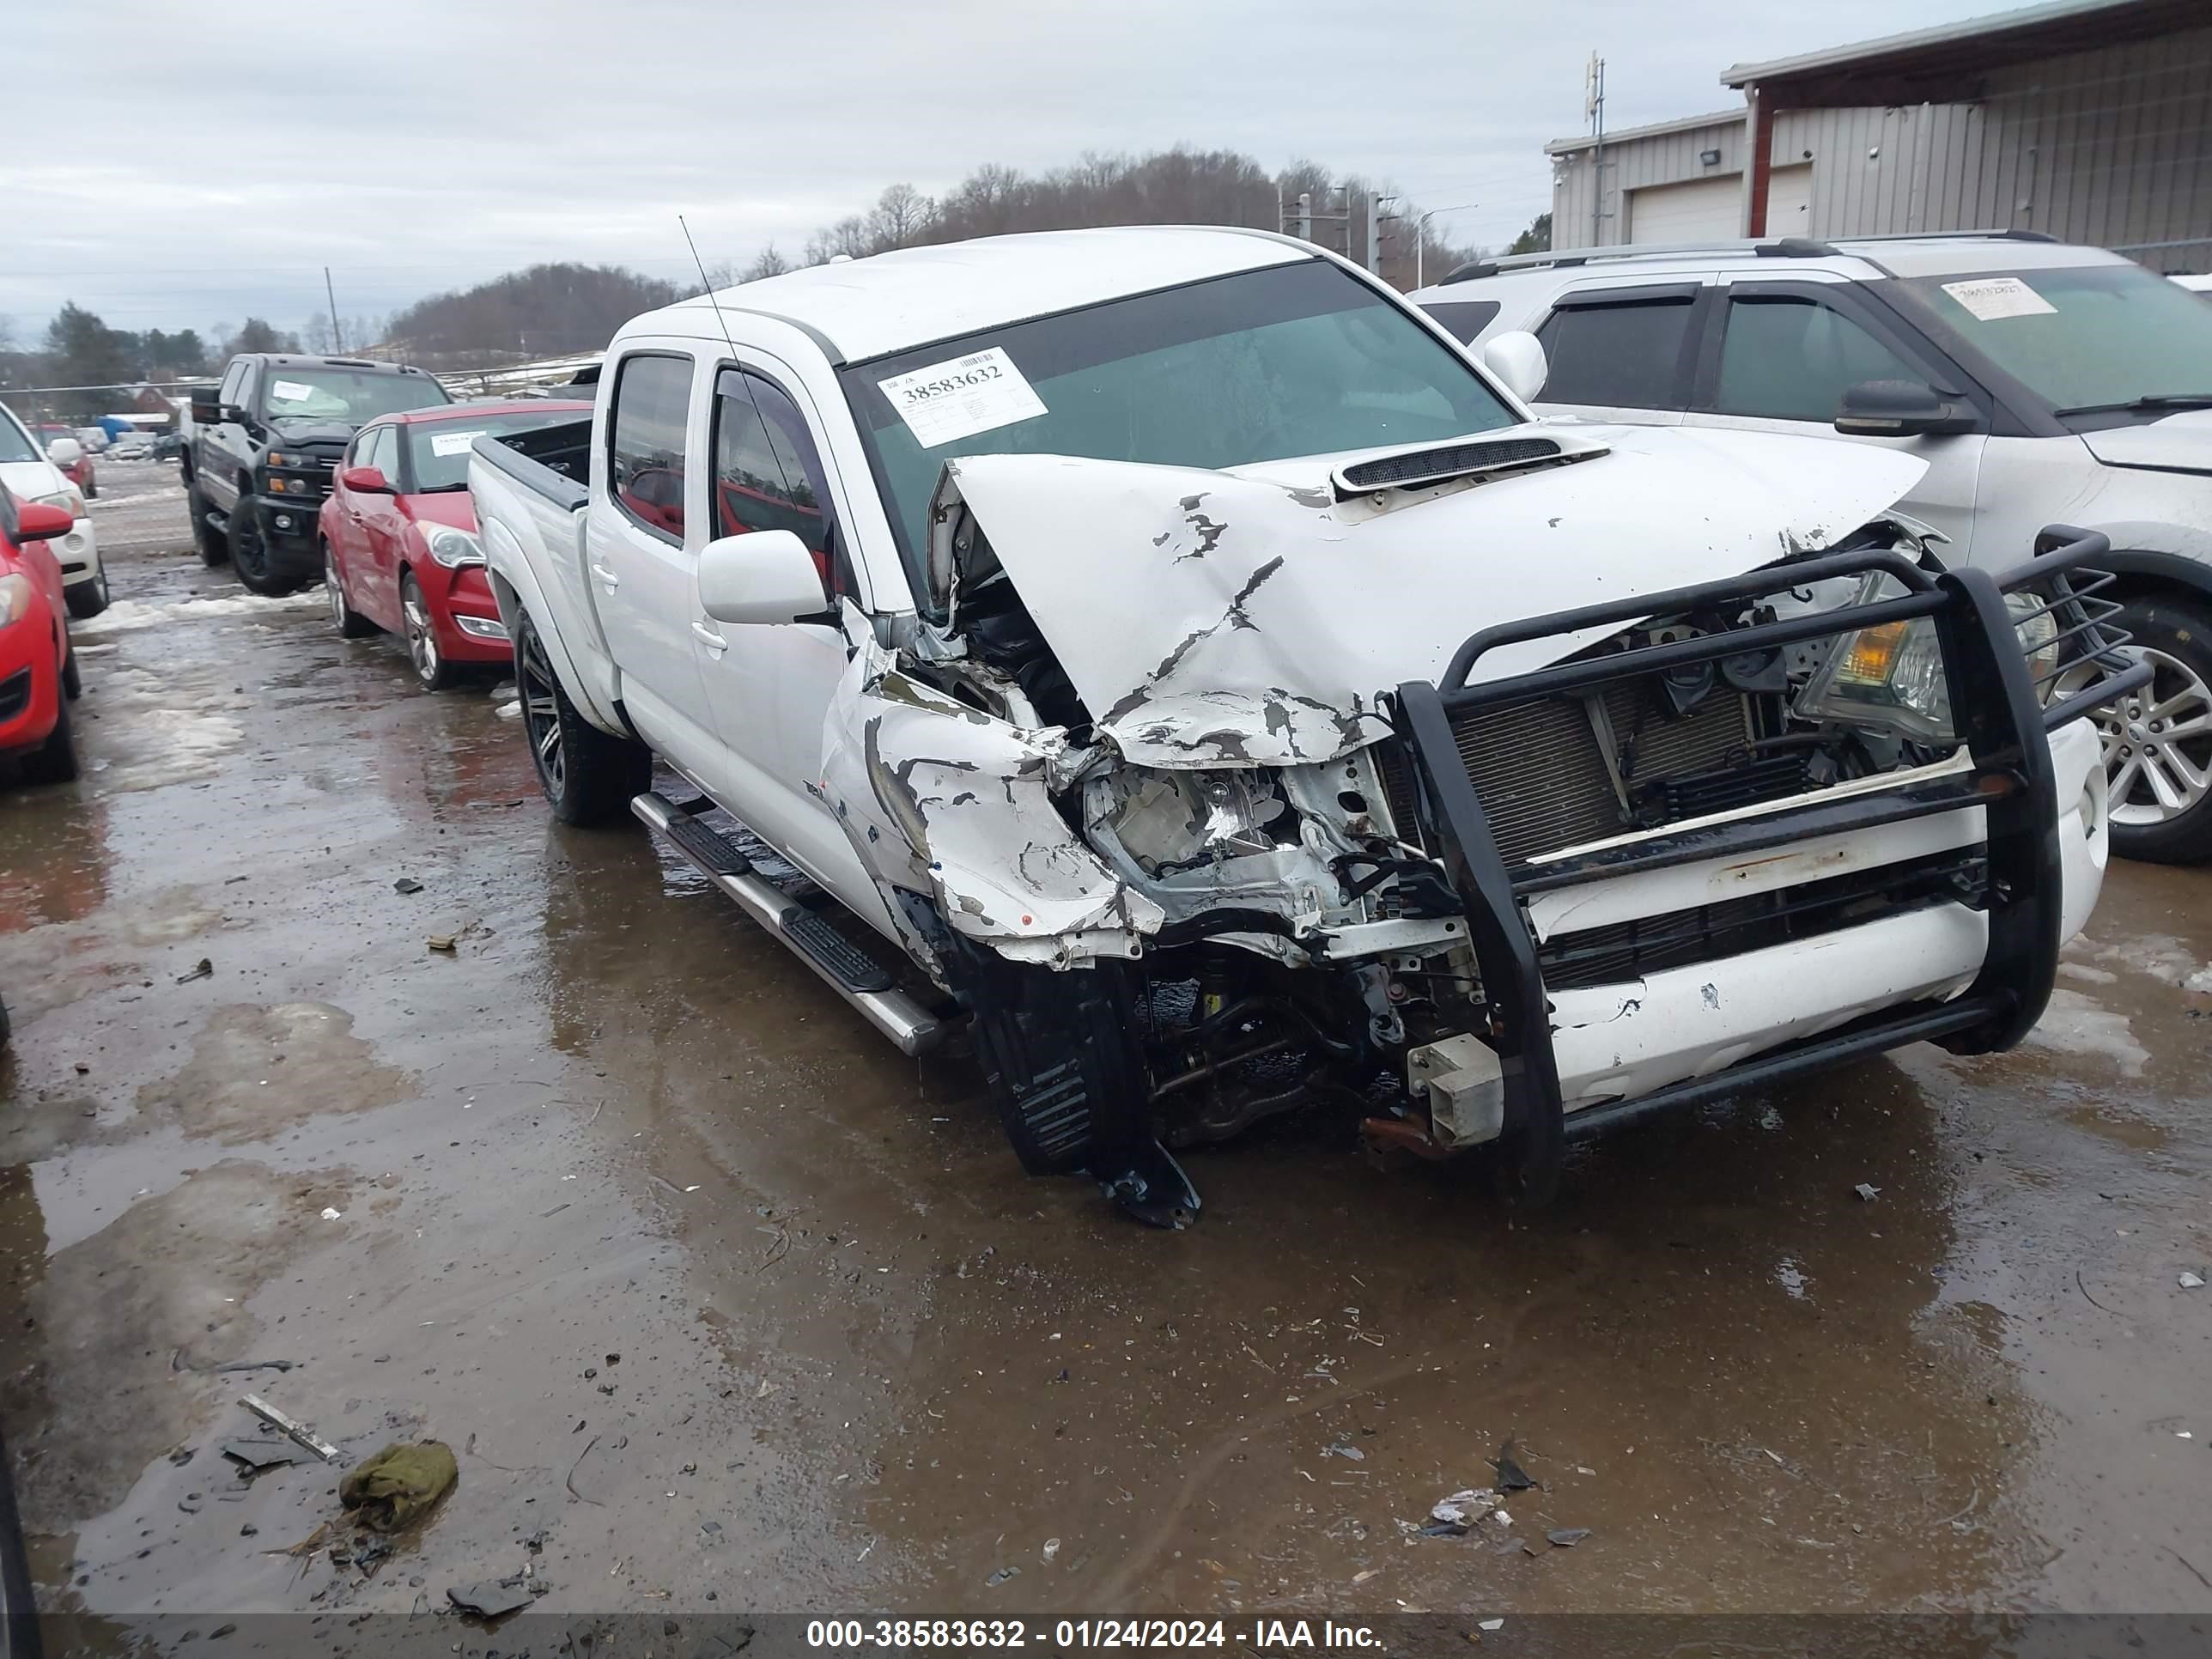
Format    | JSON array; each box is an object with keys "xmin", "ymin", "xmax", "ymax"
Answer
[{"xmin": 1437, "ymin": 227, "xmax": 2057, "ymax": 284}]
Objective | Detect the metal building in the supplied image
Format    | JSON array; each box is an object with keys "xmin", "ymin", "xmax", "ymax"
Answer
[{"xmin": 1547, "ymin": 0, "xmax": 2210, "ymax": 269}]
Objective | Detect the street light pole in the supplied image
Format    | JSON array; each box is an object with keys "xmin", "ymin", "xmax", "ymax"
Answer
[{"xmin": 1413, "ymin": 204, "xmax": 1477, "ymax": 289}]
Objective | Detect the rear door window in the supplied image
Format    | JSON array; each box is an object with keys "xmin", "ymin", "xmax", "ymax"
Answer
[
  {"xmin": 1534, "ymin": 294, "xmax": 1697, "ymax": 409},
  {"xmin": 1420, "ymin": 299, "xmax": 1501, "ymax": 344},
  {"xmin": 608, "ymin": 353, "xmax": 694, "ymax": 544}
]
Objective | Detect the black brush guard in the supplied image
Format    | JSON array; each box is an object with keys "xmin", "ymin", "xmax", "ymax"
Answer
[{"xmin": 1390, "ymin": 526, "xmax": 2150, "ymax": 1202}]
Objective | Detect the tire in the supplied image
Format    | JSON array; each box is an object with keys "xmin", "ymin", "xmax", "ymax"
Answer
[
  {"xmin": 64, "ymin": 565, "xmax": 109, "ymax": 620},
  {"xmin": 513, "ymin": 606, "xmax": 649, "ymax": 826},
  {"xmin": 20, "ymin": 689, "xmax": 79, "ymax": 786},
  {"xmin": 228, "ymin": 492, "xmax": 288, "ymax": 594},
  {"xmin": 0, "ymin": 1425, "xmax": 36, "ymax": 1659},
  {"xmin": 62, "ymin": 650, "xmax": 80, "ymax": 701},
  {"xmin": 2094, "ymin": 598, "xmax": 2212, "ymax": 864},
  {"xmin": 399, "ymin": 571, "xmax": 463, "ymax": 690},
  {"xmin": 186, "ymin": 482, "xmax": 228, "ymax": 567},
  {"xmin": 325, "ymin": 541, "xmax": 376, "ymax": 638},
  {"xmin": 957, "ymin": 941, "xmax": 1200, "ymax": 1228}
]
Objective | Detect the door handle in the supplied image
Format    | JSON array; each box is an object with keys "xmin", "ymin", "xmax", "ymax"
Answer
[
  {"xmin": 589, "ymin": 562, "xmax": 619, "ymax": 590},
  {"xmin": 690, "ymin": 620, "xmax": 728, "ymax": 653}
]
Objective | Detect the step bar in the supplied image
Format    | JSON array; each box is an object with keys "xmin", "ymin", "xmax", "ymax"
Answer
[{"xmin": 630, "ymin": 791, "xmax": 946, "ymax": 1056}]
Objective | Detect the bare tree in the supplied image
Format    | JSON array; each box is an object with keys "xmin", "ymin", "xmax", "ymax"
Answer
[{"xmin": 743, "ymin": 244, "xmax": 792, "ymax": 280}]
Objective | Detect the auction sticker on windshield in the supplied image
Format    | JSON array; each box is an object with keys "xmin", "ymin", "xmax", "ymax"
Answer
[
  {"xmin": 270, "ymin": 380, "xmax": 315, "ymax": 403},
  {"xmin": 430, "ymin": 430, "xmax": 487, "ymax": 457},
  {"xmin": 1941, "ymin": 276, "xmax": 2058, "ymax": 322},
  {"xmin": 878, "ymin": 349, "xmax": 1046, "ymax": 448}
]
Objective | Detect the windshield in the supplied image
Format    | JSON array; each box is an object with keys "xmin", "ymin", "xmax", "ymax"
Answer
[
  {"xmin": 403, "ymin": 410, "xmax": 586, "ymax": 490},
  {"xmin": 1893, "ymin": 262, "xmax": 2212, "ymax": 422},
  {"xmin": 842, "ymin": 258, "xmax": 1519, "ymax": 568},
  {"xmin": 259, "ymin": 368, "xmax": 452, "ymax": 425},
  {"xmin": 0, "ymin": 405, "xmax": 42, "ymax": 465}
]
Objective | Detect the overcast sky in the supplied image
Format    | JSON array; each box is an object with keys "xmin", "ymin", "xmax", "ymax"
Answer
[{"xmin": 3, "ymin": 0, "xmax": 2012, "ymax": 342}]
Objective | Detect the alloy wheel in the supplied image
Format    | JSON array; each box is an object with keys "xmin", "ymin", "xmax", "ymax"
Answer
[
  {"xmin": 403, "ymin": 583, "xmax": 439, "ymax": 687},
  {"xmin": 325, "ymin": 548, "xmax": 348, "ymax": 632},
  {"xmin": 518, "ymin": 622, "xmax": 564, "ymax": 796},
  {"xmin": 2070, "ymin": 645, "xmax": 2212, "ymax": 825}
]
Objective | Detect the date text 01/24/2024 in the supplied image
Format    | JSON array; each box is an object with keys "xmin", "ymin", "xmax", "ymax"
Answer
[{"xmin": 806, "ymin": 1621, "xmax": 1385, "ymax": 1650}]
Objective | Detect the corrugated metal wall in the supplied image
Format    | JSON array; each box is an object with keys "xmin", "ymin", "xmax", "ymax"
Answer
[{"xmin": 1549, "ymin": 24, "xmax": 2212, "ymax": 267}]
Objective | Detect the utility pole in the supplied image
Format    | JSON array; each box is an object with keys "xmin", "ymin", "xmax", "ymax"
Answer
[
  {"xmin": 1367, "ymin": 195, "xmax": 1397, "ymax": 276},
  {"xmin": 1586, "ymin": 52, "xmax": 1608, "ymax": 246},
  {"xmin": 325, "ymin": 266, "xmax": 344, "ymax": 354}
]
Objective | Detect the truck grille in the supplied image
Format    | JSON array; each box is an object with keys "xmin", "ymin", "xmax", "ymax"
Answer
[{"xmin": 1377, "ymin": 681, "xmax": 1778, "ymax": 866}]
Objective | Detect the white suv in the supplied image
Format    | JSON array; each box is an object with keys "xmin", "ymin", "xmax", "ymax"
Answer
[
  {"xmin": 0, "ymin": 403, "xmax": 106, "ymax": 619},
  {"xmin": 1414, "ymin": 232, "xmax": 2212, "ymax": 862}
]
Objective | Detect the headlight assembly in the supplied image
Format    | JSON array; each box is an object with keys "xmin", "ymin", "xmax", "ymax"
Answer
[
  {"xmin": 0, "ymin": 573, "xmax": 32, "ymax": 628},
  {"xmin": 1103, "ymin": 769, "xmax": 1290, "ymax": 876},
  {"xmin": 2006, "ymin": 590, "xmax": 2062, "ymax": 688},
  {"xmin": 1795, "ymin": 614, "xmax": 1954, "ymax": 744},
  {"xmin": 422, "ymin": 525, "xmax": 484, "ymax": 569},
  {"xmin": 32, "ymin": 488, "xmax": 82, "ymax": 520}
]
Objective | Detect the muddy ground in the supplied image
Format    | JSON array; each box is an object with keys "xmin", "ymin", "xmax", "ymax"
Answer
[{"xmin": 1, "ymin": 462, "xmax": 2207, "ymax": 1644}]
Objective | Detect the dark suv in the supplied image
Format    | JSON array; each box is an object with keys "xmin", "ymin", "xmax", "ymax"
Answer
[{"xmin": 185, "ymin": 355, "xmax": 452, "ymax": 594}]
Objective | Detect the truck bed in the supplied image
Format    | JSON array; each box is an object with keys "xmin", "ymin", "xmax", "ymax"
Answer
[{"xmin": 470, "ymin": 423, "xmax": 623, "ymax": 731}]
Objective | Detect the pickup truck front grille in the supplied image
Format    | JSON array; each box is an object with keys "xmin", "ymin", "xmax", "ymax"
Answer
[{"xmin": 1376, "ymin": 681, "xmax": 1784, "ymax": 866}]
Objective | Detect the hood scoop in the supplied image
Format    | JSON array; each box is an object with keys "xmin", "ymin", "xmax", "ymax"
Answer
[{"xmin": 1332, "ymin": 429, "xmax": 1607, "ymax": 497}]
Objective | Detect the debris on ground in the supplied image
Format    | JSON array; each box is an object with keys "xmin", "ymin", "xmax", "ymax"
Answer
[
  {"xmin": 428, "ymin": 934, "xmax": 458, "ymax": 953},
  {"xmin": 1042, "ymin": 1538, "xmax": 1061, "ymax": 1561},
  {"xmin": 1546, "ymin": 1527, "xmax": 1591, "ymax": 1547},
  {"xmin": 320, "ymin": 1207, "xmax": 343, "ymax": 1220},
  {"xmin": 1492, "ymin": 1438, "xmax": 1537, "ymax": 1491},
  {"xmin": 340, "ymin": 1441, "xmax": 458, "ymax": 1531},
  {"xmin": 220, "ymin": 1439, "xmax": 308, "ymax": 1474},
  {"xmin": 392, "ymin": 878, "xmax": 424, "ymax": 895},
  {"xmin": 1422, "ymin": 1488, "xmax": 1498, "ymax": 1535},
  {"xmin": 986, "ymin": 1566, "xmax": 1020, "ymax": 1585},
  {"xmin": 447, "ymin": 1582, "xmax": 532, "ymax": 1620},
  {"xmin": 174, "ymin": 957, "xmax": 214, "ymax": 984},
  {"xmin": 1854, "ymin": 1183, "xmax": 1882, "ymax": 1202},
  {"xmin": 2181, "ymin": 1272, "xmax": 2204, "ymax": 1290},
  {"xmin": 1492, "ymin": 1508, "xmax": 1514, "ymax": 1528},
  {"xmin": 240, "ymin": 1395, "xmax": 341, "ymax": 1463}
]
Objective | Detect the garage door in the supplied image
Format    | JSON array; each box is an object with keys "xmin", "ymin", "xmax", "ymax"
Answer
[{"xmin": 1627, "ymin": 174, "xmax": 1742, "ymax": 244}]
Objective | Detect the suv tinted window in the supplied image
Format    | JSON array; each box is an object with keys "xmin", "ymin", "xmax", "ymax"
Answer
[
  {"xmin": 609, "ymin": 353, "xmax": 693, "ymax": 543},
  {"xmin": 1535, "ymin": 296, "xmax": 1693, "ymax": 407},
  {"xmin": 1715, "ymin": 295, "xmax": 1920, "ymax": 421},
  {"xmin": 1421, "ymin": 300, "xmax": 1501, "ymax": 344}
]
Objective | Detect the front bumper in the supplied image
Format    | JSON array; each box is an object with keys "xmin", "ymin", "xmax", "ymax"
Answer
[
  {"xmin": 53, "ymin": 516, "xmax": 99, "ymax": 586},
  {"xmin": 1389, "ymin": 527, "xmax": 2147, "ymax": 1197},
  {"xmin": 417, "ymin": 562, "xmax": 513, "ymax": 664},
  {"xmin": 0, "ymin": 623, "xmax": 61, "ymax": 756},
  {"xmin": 253, "ymin": 494, "xmax": 325, "ymax": 563}
]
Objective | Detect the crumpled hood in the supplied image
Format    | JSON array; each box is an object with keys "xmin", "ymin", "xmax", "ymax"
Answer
[
  {"xmin": 264, "ymin": 416, "xmax": 360, "ymax": 447},
  {"xmin": 2077, "ymin": 409, "xmax": 2212, "ymax": 474},
  {"xmin": 943, "ymin": 422, "xmax": 1927, "ymax": 768}
]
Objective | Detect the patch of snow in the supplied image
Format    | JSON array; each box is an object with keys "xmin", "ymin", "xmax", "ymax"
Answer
[
  {"xmin": 71, "ymin": 589, "xmax": 324, "ymax": 638},
  {"xmin": 2023, "ymin": 988, "xmax": 2150, "ymax": 1077}
]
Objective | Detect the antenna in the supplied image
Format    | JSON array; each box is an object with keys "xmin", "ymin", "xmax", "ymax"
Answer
[{"xmin": 678, "ymin": 214, "xmax": 741, "ymax": 362}]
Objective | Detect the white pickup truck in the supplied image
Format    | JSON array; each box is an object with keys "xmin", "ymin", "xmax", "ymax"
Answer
[{"xmin": 469, "ymin": 226, "xmax": 2140, "ymax": 1226}]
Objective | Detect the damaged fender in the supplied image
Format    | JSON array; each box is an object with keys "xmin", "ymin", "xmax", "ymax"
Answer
[{"xmin": 821, "ymin": 633, "xmax": 1165, "ymax": 969}]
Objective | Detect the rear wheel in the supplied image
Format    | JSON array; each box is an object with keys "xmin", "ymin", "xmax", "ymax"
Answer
[
  {"xmin": 21, "ymin": 690, "xmax": 79, "ymax": 786},
  {"xmin": 513, "ymin": 606, "xmax": 649, "ymax": 826},
  {"xmin": 2086, "ymin": 599, "xmax": 2212, "ymax": 864},
  {"xmin": 64, "ymin": 565, "xmax": 109, "ymax": 620},
  {"xmin": 325, "ymin": 541, "xmax": 376, "ymax": 638},
  {"xmin": 186, "ymin": 481, "xmax": 228, "ymax": 566},
  {"xmin": 400, "ymin": 571, "xmax": 462, "ymax": 690}
]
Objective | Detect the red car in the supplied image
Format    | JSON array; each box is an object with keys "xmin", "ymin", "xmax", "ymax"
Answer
[
  {"xmin": 319, "ymin": 400, "xmax": 591, "ymax": 690},
  {"xmin": 0, "ymin": 483, "xmax": 81, "ymax": 784}
]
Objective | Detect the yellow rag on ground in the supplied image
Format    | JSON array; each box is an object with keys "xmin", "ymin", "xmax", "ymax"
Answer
[{"xmin": 338, "ymin": 1440, "xmax": 457, "ymax": 1531}]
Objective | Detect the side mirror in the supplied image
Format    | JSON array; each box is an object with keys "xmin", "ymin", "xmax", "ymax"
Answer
[
  {"xmin": 697, "ymin": 529, "xmax": 826, "ymax": 626},
  {"xmin": 46, "ymin": 438, "xmax": 83, "ymax": 466},
  {"xmin": 15, "ymin": 501, "xmax": 76, "ymax": 541},
  {"xmin": 190, "ymin": 390, "xmax": 219, "ymax": 422},
  {"xmin": 339, "ymin": 465, "xmax": 391, "ymax": 494},
  {"xmin": 1834, "ymin": 380, "xmax": 1978, "ymax": 437},
  {"xmin": 1481, "ymin": 331, "xmax": 1549, "ymax": 404}
]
